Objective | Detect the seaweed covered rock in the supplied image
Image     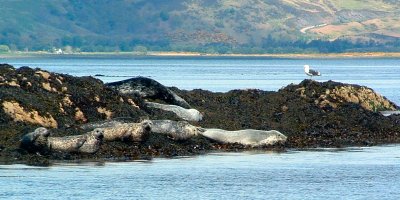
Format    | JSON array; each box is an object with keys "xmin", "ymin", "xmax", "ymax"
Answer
[
  {"xmin": 0, "ymin": 64, "xmax": 146, "ymax": 127},
  {"xmin": 175, "ymin": 80, "xmax": 400, "ymax": 148},
  {"xmin": 284, "ymin": 80, "xmax": 397, "ymax": 112},
  {"xmin": 1, "ymin": 64, "xmax": 400, "ymax": 165},
  {"xmin": 0, "ymin": 64, "xmax": 147, "ymax": 155}
]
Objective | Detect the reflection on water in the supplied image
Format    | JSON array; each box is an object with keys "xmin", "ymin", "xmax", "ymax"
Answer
[{"xmin": 1, "ymin": 145, "xmax": 399, "ymax": 199}]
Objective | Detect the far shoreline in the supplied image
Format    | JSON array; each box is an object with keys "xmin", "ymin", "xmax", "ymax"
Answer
[{"xmin": 2, "ymin": 51, "xmax": 400, "ymax": 59}]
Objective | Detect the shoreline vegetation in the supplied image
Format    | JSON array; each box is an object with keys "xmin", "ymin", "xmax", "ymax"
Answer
[{"xmin": 2, "ymin": 51, "xmax": 400, "ymax": 59}]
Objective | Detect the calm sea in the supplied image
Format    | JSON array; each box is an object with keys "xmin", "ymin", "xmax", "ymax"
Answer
[{"xmin": 1, "ymin": 56, "xmax": 399, "ymax": 199}]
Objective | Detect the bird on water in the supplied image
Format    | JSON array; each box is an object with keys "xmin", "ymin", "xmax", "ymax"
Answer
[{"xmin": 304, "ymin": 65, "xmax": 321, "ymax": 79}]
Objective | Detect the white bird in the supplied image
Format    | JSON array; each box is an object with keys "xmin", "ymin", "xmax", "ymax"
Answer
[{"xmin": 304, "ymin": 65, "xmax": 321, "ymax": 79}]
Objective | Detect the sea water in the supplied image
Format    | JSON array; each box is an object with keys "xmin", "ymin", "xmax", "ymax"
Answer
[
  {"xmin": 1, "ymin": 56, "xmax": 400, "ymax": 199},
  {"xmin": 1, "ymin": 145, "xmax": 399, "ymax": 199}
]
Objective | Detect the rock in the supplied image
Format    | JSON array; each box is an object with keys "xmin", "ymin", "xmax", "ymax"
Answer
[{"xmin": 2, "ymin": 65, "xmax": 400, "ymax": 163}]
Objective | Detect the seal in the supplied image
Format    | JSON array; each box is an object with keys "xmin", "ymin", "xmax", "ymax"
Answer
[
  {"xmin": 102, "ymin": 120, "xmax": 152, "ymax": 142},
  {"xmin": 150, "ymin": 120, "xmax": 205, "ymax": 140},
  {"xmin": 47, "ymin": 128, "xmax": 104, "ymax": 153},
  {"xmin": 76, "ymin": 128, "xmax": 104, "ymax": 153},
  {"xmin": 20, "ymin": 127, "xmax": 50, "ymax": 153},
  {"xmin": 146, "ymin": 102, "xmax": 203, "ymax": 122},
  {"xmin": 106, "ymin": 76, "xmax": 191, "ymax": 109},
  {"xmin": 200, "ymin": 129, "xmax": 287, "ymax": 147}
]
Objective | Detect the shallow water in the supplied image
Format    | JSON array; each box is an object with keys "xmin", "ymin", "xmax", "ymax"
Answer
[
  {"xmin": 1, "ymin": 56, "xmax": 399, "ymax": 199},
  {"xmin": 1, "ymin": 145, "xmax": 400, "ymax": 199}
]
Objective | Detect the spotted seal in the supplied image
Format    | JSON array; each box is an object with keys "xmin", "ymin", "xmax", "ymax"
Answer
[
  {"xmin": 102, "ymin": 120, "xmax": 152, "ymax": 142},
  {"xmin": 20, "ymin": 127, "xmax": 50, "ymax": 153},
  {"xmin": 150, "ymin": 120, "xmax": 205, "ymax": 140},
  {"xmin": 200, "ymin": 129, "xmax": 287, "ymax": 147},
  {"xmin": 106, "ymin": 76, "xmax": 191, "ymax": 109},
  {"xmin": 146, "ymin": 102, "xmax": 203, "ymax": 122},
  {"xmin": 47, "ymin": 128, "xmax": 104, "ymax": 153}
]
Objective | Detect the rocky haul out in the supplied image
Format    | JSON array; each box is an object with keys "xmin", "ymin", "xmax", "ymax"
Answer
[{"xmin": 0, "ymin": 64, "xmax": 399, "ymax": 165}]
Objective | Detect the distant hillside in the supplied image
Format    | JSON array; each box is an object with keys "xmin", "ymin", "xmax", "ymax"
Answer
[{"xmin": 0, "ymin": 0, "xmax": 400, "ymax": 53}]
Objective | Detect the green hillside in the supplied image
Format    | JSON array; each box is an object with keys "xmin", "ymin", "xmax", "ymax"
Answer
[{"xmin": 0, "ymin": 0, "xmax": 399, "ymax": 53}]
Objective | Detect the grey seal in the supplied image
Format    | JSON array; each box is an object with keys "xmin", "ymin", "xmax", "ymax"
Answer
[
  {"xmin": 102, "ymin": 120, "xmax": 152, "ymax": 142},
  {"xmin": 20, "ymin": 127, "xmax": 50, "ymax": 153},
  {"xmin": 106, "ymin": 77, "xmax": 191, "ymax": 109},
  {"xmin": 200, "ymin": 129, "xmax": 287, "ymax": 147},
  {"xmin": 47, "ymin": 128, "xmax": 104, "ymax": 153},
  {"xmin": 146, "ymin": 102, "xmax": 203, "ymax": 122},
  {"xmin": 150, "ymin": 120, "xmax": 205, "ymax": 140}
]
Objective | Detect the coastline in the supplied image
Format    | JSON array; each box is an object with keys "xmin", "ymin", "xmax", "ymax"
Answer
[
  {"xmin": 2, "ymin": 51, "xmax": 400, "ymax": 59},
  {"xmin": 0, "ymin": 64, "xmax": 399, "ymax": 165}
]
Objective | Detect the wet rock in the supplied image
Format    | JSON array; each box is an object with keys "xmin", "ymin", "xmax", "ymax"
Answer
[{"xmin": 2, "ymin": 64, "xmax": 400, "ymax": 164}]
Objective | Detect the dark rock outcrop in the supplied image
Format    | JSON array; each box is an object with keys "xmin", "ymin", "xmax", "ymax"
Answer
[{"xmin": 1, "ymin": 64, "xmax": 399, "ymax": 165}]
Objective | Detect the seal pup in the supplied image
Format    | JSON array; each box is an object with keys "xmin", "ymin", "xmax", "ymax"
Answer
[
  {"xmin": 150, "ymin": 120, "xmax": 205, "ymax": 140},
  {"xmin": 146, "ymin": 102, "xmax": 203, "ymax": 122},
  {"xmin": 20, "ymin": 127, "xmax": 50, "ymax": 153},
  {"xmin": 106, "ymin": 77, "xmax": 191, "ymax": 109},
  {"xmin": 102, "ymin": 120, "xmax": 152, "ymax": 142},
  {"xmin": 47, "ymin": 128, "xmax": 104, "ymax": 153},
  {"xmin": 200, "ymin": 129, "xmax": 287, "ymax": 147}
]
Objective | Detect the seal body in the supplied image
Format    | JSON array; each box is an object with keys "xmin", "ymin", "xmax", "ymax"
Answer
[
  {"xmin": 20, "ymin": 127, "xmax": 50, "ymax": 153},
  {"xmin": 106, "ymin": 77, "xmax": 191, "ymax": 109},
  {"xmin": 102, "ymin": 120, "xmax": 152, "ymax": 141},
  {"xmin": 201, "ymin": 129, "xmax": 287, "ymax": 147},
  {"xmin": 47, "ymin": 128, "xmax": 104, "ymax": 153},
  {"xmin": 146, "ymin": 102, "xmax": 203, "ymax": 122},
  {"xmin": 150, "ymin": 120, "xmax": 204, "ymax": 140}
]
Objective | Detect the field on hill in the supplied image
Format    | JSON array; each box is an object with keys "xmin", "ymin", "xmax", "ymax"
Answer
[{"xmin": 0, "ymin": 0, "xmax": 399, "ymax": 53}]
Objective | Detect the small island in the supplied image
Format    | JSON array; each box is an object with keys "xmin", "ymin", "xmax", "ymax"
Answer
[{"xmin": 0, "ymin": 64, "xmax": 399, "ymax": 166}]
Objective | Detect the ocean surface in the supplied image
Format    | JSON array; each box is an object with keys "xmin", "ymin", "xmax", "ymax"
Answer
[{"xmin": 1, "ymin": 56, "xmax": 400, "ymax": 199}]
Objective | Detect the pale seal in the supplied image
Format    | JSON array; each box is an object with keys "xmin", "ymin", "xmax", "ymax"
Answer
[
  {"xmin": 200, "ymin": 129, "xmax": 287, "ymax": 147},
  {"xmin": 106, "ymin": 77, "xmax": 191, "ymax": 109},
  {"xmin": 150, "ymin": 120, "xmax": 205, "ymax": 140},
  {"xmin": 146, "ymin": 102, "xmax": 203, "ymax": 122},
  {"xmin": 47, "ymin": 128, "xmax": 104, "ymax": 153},
  {"xmin": 102, "ymin": 120, "xmax": 152, "ymax": 142},
  {"xmin": 20, "ymin": 127, "xmax": 50, "ymax": 153}
]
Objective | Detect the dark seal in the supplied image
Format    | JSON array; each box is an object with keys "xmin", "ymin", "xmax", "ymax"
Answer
[{"xmin": 106, "ymin": 76, "xmax": 191, "ymax": 109}]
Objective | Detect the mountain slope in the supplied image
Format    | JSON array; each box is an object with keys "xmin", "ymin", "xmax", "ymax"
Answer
[{"xmin": 0, "ymin": 0, "xmax": 399, "ymax": 53}]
